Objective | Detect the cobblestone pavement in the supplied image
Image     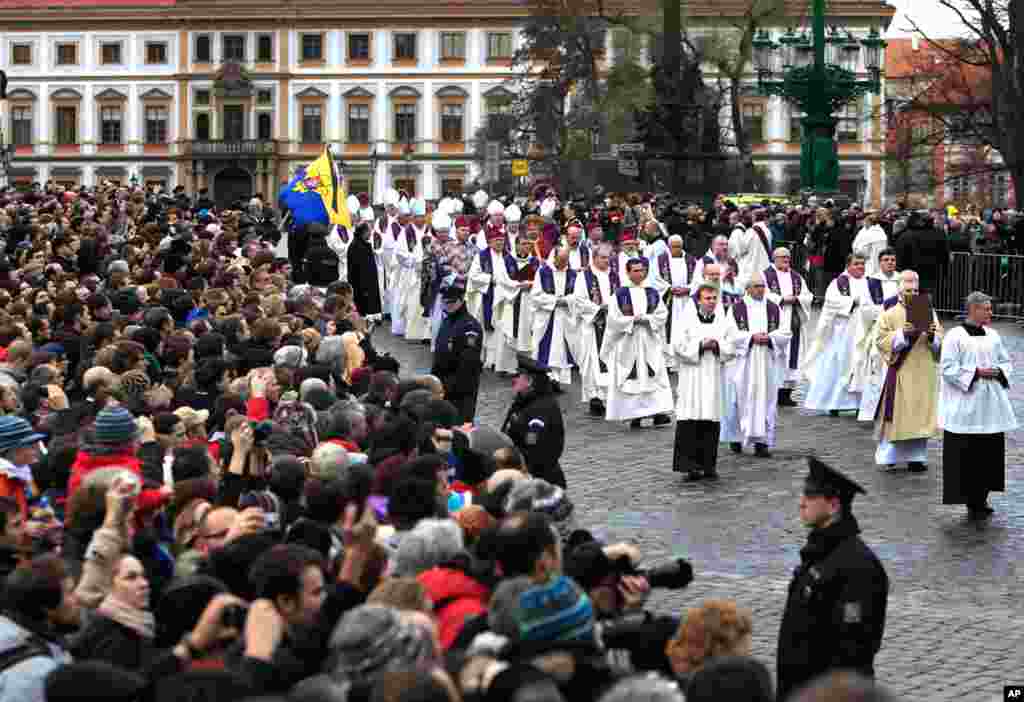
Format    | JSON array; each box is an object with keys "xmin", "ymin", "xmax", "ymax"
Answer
[{"xmin": 374, "ymin": 315, "xmax": 1024, "ymax": 702}]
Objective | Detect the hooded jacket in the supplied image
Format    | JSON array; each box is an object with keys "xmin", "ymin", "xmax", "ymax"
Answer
[{"xmin": 417, "ymin": 565, "xmax": 491, "ymax": 650}]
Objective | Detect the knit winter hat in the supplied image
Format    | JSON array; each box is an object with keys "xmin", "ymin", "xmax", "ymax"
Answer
[
  {"xmin": 0, "ymin": 415, "xmax": 44, "ymax": 453},
  {"xmin": 273, "ymin": 344, "xmax": 306, "ymax": 369},
  {"xmin": 504, "ymin": 478, "xmax": 577, "ymax": 541},
  {"xmin": 453, "ymin": 504, "xmax": 496, "ymax": 544},
  {"xmin": 327, "ymin": 605, "xmax": 436, "ymax": 680},
  {"xmin": 488, "ymin": 575, "xmax": 595, "ymax": 644},
  {"xmin": 93, "ymin": 406, "xmax": 139, "ymax": 445},
  {"xmin": 393, "ymin": 518, "xmax": 465, "ymax": 577}
]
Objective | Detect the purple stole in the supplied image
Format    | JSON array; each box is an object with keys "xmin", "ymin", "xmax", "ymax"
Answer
[
  {"xmin": 615, "ymin": 286, "xmax": 661, "ymax": 379},
  {"xmin": 403, "ymin": 224, "xmax": 417, "ymax": 251},
  {"xmin": 537, "ymin": 265, "xmax": 578, "ymax": 365},
  {"xmin": 658, "ymin": 252, "xmax": 698, "ymax": 342},
  {"xmin": 753, "ymin": 223, "xmax": 772, "ymax": 258},
  {"xmin": 512, "ymin": 257, "xmax": 541, "ymax": 335},
  {"xmin": 337, "ymin": 226, "xmax": 350, "ymax": 244},
  {"xmin": 584, "ymin": 267, "xmax": 620, "ymax": 371},
  {"xmin": 836, "ymin": 274, "xmax": 884, "ymax": 305},
  {"xmin": 765, "ymin": 267, "xmax": 805, "ymax": 370},
  {"xmin": 579, "ymin": 242, "xmax": 591, "ymax": 269},
  {"xmin": 732, "ymin": 299, "xmax": 780, "ymax": 353},
  {"xmin": 479, "ymin": 249, "xmax": 518, "ymax": 332},
  {"xmin": 877, "ymin": 296, "xmax": 914, "ymax": 422}
]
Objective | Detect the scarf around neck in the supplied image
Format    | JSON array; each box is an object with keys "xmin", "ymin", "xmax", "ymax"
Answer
[{"xmin": 97, "ymin": 594, "xmax": 155, "ymax": 639}]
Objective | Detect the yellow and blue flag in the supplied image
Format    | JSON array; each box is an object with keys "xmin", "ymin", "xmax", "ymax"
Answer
[{"xmin": 278, "ymin": 148, "xmax": 352, "ymax": 230}]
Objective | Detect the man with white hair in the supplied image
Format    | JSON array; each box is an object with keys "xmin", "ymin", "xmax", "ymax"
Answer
[
  {"xmin": 531, "ymin": 245, "xmax": 580, "ymax": 385},
  {"xmin": 653, "ymin": 234, "xmax": 703, "ymax": 371},
  {"xmin": 396, "ymin": 198, "xmax": 432, "ymax": 342},
  {"xmin": 939, "ymin": 291, "xmax": 1016, "ymax": 519},
  {"xmin": 764, "ymin": 247, "xmax": 813, "ymax": 406},
  {"xmin": 574, "ymin": 242, "xmax": 621, "ymax": 416},
  {"xmin": 600, "ymin": 257, "xmax": 674, "ymax": 429},
  {"xmin": 871, "ymin": 269, "xmax": 943, "ymax": 472},
  {"xmin": 721, "ymin": 271, "xmax": 791, "ymax": 457}
]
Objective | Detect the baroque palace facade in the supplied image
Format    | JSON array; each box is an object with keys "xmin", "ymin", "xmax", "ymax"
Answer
[{"xmin": 0, "ymin": 0, "xmax": 894, "ymax": 206}]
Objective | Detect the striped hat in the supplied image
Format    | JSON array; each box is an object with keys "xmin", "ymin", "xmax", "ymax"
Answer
[
  {"xmin": 488, "ymin": 575, "xmax": 595, "ymax": 644},
  {"xmin": 94, "ymin": 406, "xmax": 139, "ymax": 446},
  {"xmin": 0, "ymin": 416, "xmax": 44, "ymax": 453}
]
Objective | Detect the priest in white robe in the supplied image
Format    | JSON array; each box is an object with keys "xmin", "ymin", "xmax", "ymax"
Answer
[
  {"xmin": 397, "ymin": 199, "xmax": 432, "ymax": 342},
  {"xmin": 467, "ymin": 225, "xmax": 519, "ymax": 374},
  {"xmin": 389, "ymin": 197, "xmax": 412, "ymax": 335},
  {"xmin": 531, "ymin": 246, "xmax": 580, "ymax": 386},
  {"xmin": 373, "ymin": 190, "xmax": 402, "ymax": 316},
  {"xmin": 729, "ymin": 210, "xmax": 772, "ymax": 288},
  {"xmin": 672, "ymin": 282, "xmax": 734, "ymax": 480},
  {"xmin": 722, "ymin": 271, "xmax": 791, "ymax": 457},
  {"xmin": 802, "ymin": 254, "xmax": 884, "ymax": 414},
  {"xmin": 574, "ymin": 243, "xmax": 621, "ymax": 417},
  {"xmin": 600, "ymin": 257, "xmax": 674, "ymax": 428},
  {"xmin": 652, "ymin": 235, "xmax": 703, "ymax": 371},
  {"xmin": 852, "ymin": 214, "xmax": 889, "ymax": 278},
  {"xmin": 500, "ymin": 233, "xmax": 542, "ymax": 357},
  {"xmin": 939, "ymin": 291, "xmax": 1017, "ymax": 519},
  {"xmin": 764, "ymin": 247, "xmax": 813, "ymax": 407},
  {"xmin": 325, "ymin": 193, "xmax": 360, "ymax": 282},
  {"xmin": 857, "ymin": 248, "xmax": 904, "ymax": 422}
]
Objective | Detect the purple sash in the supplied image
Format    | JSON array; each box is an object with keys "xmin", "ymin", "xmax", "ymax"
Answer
[
  {"xmin": 537, "ymin": 265, "xmax": 578, "ymax": 365},
  {"xmin": 731, "ymin": 300, "xmax": 780, "ymax": 333},
  {"xmin": 836, "ymin": 274, "xmax": 884, "ymax": 305},
  {"xmin": 765, "ymin": 267, "xmax": 804, "ymax": 369},
  {"xmin": 479, "ymin": 249, "xmax": 518, "ymax": 332},
  {"xmin": 753, "ymin": 223, "xmax": 772, "ymax": 258},
  {"xmin": 615, "ymin": 286, "xmax": 661, "ymax": 380},
  {"xmin": 580, "ymin": 243, "xmax": 590, "ymax": 269},
  {"xmin": 584, "ymin": 267, "xmax": 619, "ymax": 370},
  {"xmin": 879, "ymin": 306, "xmax": 918, "ymax": 423},
  {"xmin": 337, "ymin": 226, "xmax": 350, "ymax": 244}
]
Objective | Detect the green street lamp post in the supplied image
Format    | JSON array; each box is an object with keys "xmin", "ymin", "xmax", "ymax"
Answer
[{"xmin": 752, "ymin": 0, "xmax": 886, "ymax": 195}]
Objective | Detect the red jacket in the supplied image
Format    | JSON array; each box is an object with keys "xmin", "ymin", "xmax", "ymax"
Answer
[
  {"xmin": 67, "ymin": 451, "xmax": 169, "ymax": 514},
  {"xmin": 417, "ymin": 567, "xmax": 491, "ymax": 650}
]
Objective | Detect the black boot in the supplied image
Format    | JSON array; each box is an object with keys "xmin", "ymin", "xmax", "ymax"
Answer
[
  {"xmin": 653, "ymin": 413, "xmax": 672, "ymax": 427},
  {"xmin": 778, "ymin": 388, "xmax": 798, "ymax": 407},
  {"xmin": 588, "ymin": 399, "xmax": 604, "ymax": 417},
  {"xmin": 907, "ymin": 462, "xmax": 928, "ymax": 473},
  {"xmin": 730, "ymin": 442, "xmax": 742, "ymax": 454},
  {"xmin": 685, "ymin": 471, "xmax": 704, "ymax": 482},
  {"xmin": 754, "ymin": 443, "xmax": 771, "ymax": 458},
  {"xmin": 829, "ymin": 410, "xmax": 840, "ymax": 417},
  {"xmin": 630, "ymin": 418, "xmax": 643, "ymax": 430}
]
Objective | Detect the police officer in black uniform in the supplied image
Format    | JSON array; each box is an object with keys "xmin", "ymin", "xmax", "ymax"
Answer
[
  {"xmin": 431, "ymin": 277, "xmax": 484, "ymax": 424},
  {"xmin": 500, "ymin": 354, "xmax": 567, "ymax": 489},
  {"xmin": 777, "ymin": 457, "xmax": 889, "ymax": 700}
]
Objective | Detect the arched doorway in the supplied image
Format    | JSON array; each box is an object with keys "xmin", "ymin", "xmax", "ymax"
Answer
[{"xmin": 213, "ymin": 167, "xmax": 253, "ymax": 208}]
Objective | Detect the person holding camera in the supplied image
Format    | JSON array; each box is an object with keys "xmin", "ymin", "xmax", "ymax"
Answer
[
  {"xmin": 564, "ymin": 537, "xmax": 693, "ymax": 675},
  {"xmin": 71, "ymin": 476, "xmax": 247, "ymax": 677}
]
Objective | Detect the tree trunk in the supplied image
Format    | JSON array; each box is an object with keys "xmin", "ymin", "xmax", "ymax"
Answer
[
  {"xmin": 661, "ymin": 0, "xmax": 683, "ymax": 192},
  {"xmin": 729, "ymin": 77, "xmax": 754, "ymax": 191}
]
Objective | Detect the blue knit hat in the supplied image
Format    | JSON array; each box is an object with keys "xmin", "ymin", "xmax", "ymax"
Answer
[
  {"xmin": 94, "ymin": 406, "xmax": 139, "ymax": 445},
  {"xmin": 0, "ymin": 416, "xmax": 44, "ymax": 453}
]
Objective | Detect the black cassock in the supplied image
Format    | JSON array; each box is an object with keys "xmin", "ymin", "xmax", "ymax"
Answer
[{"xmin": 347, "ymin": 234, "xmax": 382, "ymax": 316}]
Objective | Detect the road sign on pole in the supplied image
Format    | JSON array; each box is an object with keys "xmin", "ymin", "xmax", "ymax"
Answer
[
  {"xmin": 618, "ymin": 156, "xmax": 639, "ymax": 178},
  {"xmin": 511, "ymin": 159, "xmax": 529, "ymax": 177}
]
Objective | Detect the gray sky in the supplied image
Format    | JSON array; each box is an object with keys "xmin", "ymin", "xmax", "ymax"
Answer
[{"xmin": 885, "ymin": 0, "xmax": 970, "ymax": 38}]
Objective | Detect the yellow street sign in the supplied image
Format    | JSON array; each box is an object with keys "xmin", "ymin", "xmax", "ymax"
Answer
[{"xmin": 511, "ymin": 159, "xmax": 529, "ymax": 177}]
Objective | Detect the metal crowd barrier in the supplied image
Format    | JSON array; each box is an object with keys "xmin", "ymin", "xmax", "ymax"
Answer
[{"xmin": 933, "ymin": 252, "xmax": 1024, "ymax": 319}]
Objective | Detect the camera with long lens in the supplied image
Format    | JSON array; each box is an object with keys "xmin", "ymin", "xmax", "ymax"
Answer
[{"xmin": 612, "ymin": 556, "xmax": 694, "ymax": 590}]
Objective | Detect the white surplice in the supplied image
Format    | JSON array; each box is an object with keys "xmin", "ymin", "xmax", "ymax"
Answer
[
  {"xmin": 396, "ymin": 224, "xmax": 431, "ymax": 341},
  {"xmin": 574, "ymin": 266, "xmax": 617, "ymax": 404},
  {"xmin": 802, "ymin": 274, "xmax": 879, "ymax": 411},
  {"xmin": 325, "ymin": 225, "xmax": 351, "ymax": 283},
  {"xmin": 375, "ymin": 215, "xmax": 401, "ymax": 319},
  {"xmin": 722, "ymin": 297, "xmax": 792, "ymax": 447},
  {"xmin": 467, "ymin": 248, "xmax": 519, "ymax": 373},
  {"xmin": 857, "ymin": 272, "xmax": 904, "ymax": 422},
  {"xmin": 652, "ymin": 254, "xmax": 703, "ymax": 370},
  {"xmin": 729, "ymin": 223, "xmax": 772, "ymax": 288},
  {"xmin": 674, "ymin": 304, "xmax": 733, "ymax": 421},
  {"xmin": 499, "ymin": 257, "xmax": 538, "ymax": 355},
  {"xmin": 546, "ymin": 243, "xmax": 588, "ymax": 271},
  {"xmin": 939, "ymin": 326, "xmax": 1018, "ymax": 434},
  {"xmin": 599, "ymin": 283, "xmax": 675, "ymax": 422},
  {"xmin": 852, "ymin": 224, "xmax": 889, "ymax": 277},
  {"xmin": 764, "ymin": 266, "xmax": 813, "ymax": 387},
  {"xmin": 530, "ymin": 266, "xmax": 580, "ymax": 385}
]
